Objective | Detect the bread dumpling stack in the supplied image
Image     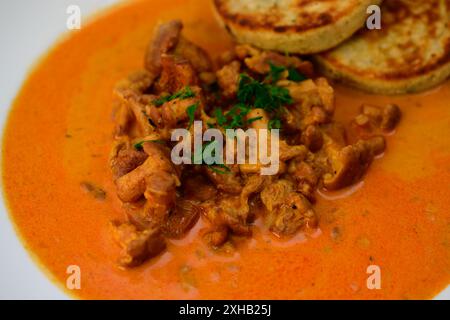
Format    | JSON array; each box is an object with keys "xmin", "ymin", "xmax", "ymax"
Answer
[{"xmin": 213, "ymin": 0, "xmax": 450, "ymax": 94}]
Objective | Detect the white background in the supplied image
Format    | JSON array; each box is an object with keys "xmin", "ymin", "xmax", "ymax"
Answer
[{"xmin": 0, "ymin": 0, "xmax": 118, "ymax": 300}]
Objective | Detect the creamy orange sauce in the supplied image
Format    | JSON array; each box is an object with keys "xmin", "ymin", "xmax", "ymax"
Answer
[{"xmin": 2, "ymin": 0, "xmax": 450, "ymax": 299}]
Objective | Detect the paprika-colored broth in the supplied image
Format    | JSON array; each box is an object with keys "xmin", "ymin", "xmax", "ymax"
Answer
[{"xmin": 2, "ymin": 0, "xmax": 449, "ymax": 299}]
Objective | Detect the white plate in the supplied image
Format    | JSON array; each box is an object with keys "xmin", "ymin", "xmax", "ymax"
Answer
[
  {"xmin": 0, "ymin": 0, "xmax": 117, "ymax": 300},
  {"xmin": 0, "ymin": 0, "xmax": 448, "ymax": 300}
]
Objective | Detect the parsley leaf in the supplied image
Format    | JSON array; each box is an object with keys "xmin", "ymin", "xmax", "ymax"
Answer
[
  {"xmin": 266, "ymin": 63, "xmax": 308, "ymax": 83},
  {"xmin": 191, "ymin": 140, "xmax": 231, "ymax": 174},
  {"xmin": 134, "ymin": 140, "xmax": 165, "ymax": 150},
  {"xmin": 265, "ymin": 62, "xmax": 308, "ymax": 84},
  {"xmin": 266, "ymin": 85, "xmax": 293, "ymax": 111},
  {"xmin": 247, "ymin": 116, "xmax": 263, "ymax": 124},
  {"xmin": 287, "ymin": 68, "xmax": 307, "ymax": 82},
  {"xmin": 186, "ymin": 102, "xmax": 199, "ymax": 129},
  {"xmin": 213, "ymin": 104, "xmax": 255, "ymax": 129},
  {"xmin": 212, "ymin": 73, "xmax": 293, "ymax": 130},
  {"xmin": 268, "ymin": 118, "xmax": 282, "ymax": 130},
  {"xmin": 266, "ymin": 63, "xmax": 286, "ymax": 83},
  {"xmin": 208, "ymin": 164, "xmax": 231, "ymax": 175},
  {"xmin": 224, "ymin": 104, "xmax": 247, "ymax": 129},
  {"xmin": 176, "ymin": 86, "xmax": 196, "ymax": 99},
  {"xmin": 238, "ymin": 73, "xmax": 293, "ymax": 113},
  {"xmin": 214, "ymin": 108, "xmax": 228, "ymax": 127},
  {"xmin": 237, "ymin": 74, "xmax": 257, "ymax": 104},
  {"xmin": 154, "ymin": 86, "xmax": 196, "ymax": 106}
]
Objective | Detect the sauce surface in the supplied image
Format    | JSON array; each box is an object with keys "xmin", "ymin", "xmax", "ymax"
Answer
[{"xmin": 2, "ymin": 0, "xmax": 450, "ymax": 299}]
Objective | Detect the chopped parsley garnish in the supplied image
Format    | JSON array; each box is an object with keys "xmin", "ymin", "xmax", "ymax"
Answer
[
  {"xmin": 208, "ymin": 164, "xmax": 231, "ymax": 175},
  {"xmin": 154, "ymin": 86, "xmax": 196, "ymax": 106},
  {"xmin": 214, "ymin": 108, "xmax": 228, "ymax": 127},
  {"xmin": 268, "ymin": 118, "xmax": 282, "ymax": 130},
  {"xmin": 134, "ymin": 139, "xmax": 165, "ymax": 150},
  {"xmin": 224, "ymin": 104, "xmax": 249, "ymax": 129},
  {"xmin": 186, "ymin": 102, "xmax": 199, "ymax": 129},
  {"xmin": 153, "ymin": 96, "xmax": 170, "ymax": 107},
  {"xmin": 247, "ymin": 116, "xmax": 263, "ymax": 124},
  {"xmin": 238, "ymin": 73, "xmax": 293, "ymax": 112},
  {"xmin": 212, "ymin": 104, "xmax": 255, "ymax": 129},
  {"xmin": 265, "ymin": 62, "xmax": 308, "ymax": 83},
  {"xmin": 266, "ymin": 63, "xmax": 286, "ymax": 83},
  {"xmin": 209, "ymin": 73, "xmax": 294, "ymax": 130},
  {"xmin": 287, "ymin": 68, "xmax": 308, "ymax": 82},
  {"xmin": 192, "ymin": 140, "xmax": 230, "ymax": 174}
]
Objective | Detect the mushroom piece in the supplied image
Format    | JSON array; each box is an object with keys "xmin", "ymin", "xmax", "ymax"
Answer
[
  {"xmin": 145, "ymin": 20, "xmax": 183, "ymax": 74},
  {"xmin": 111, "ymin": 221, "xmax": 166, "ymax": 267},
  {"xmin": 216, "ymin": 60, "xmax": 241, "ymax": 98},
  {"xmin": 323, "ymin": 136, "xmax": 386, "ymax": 190},
  {"xmin": 174, "ymin": 37, "xmax": 213, "ymax": 73},
  {"xmin": 381, "ymin": 104, "xmax": 401, "ymax": 131},
  {"xmin": 261, "ymin": 180, "xmax": 317, "ymax": 236},
  {"xmin": 110, "ymin": 140, "xmax": 148, "ymax": 180},
  {"xmin": 115, "ymin": 143, "xmax": 180, "ymax": 226},
  {"xmin": 155, "ymin": 54, "xmax": 199, "ymax": 94}
]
